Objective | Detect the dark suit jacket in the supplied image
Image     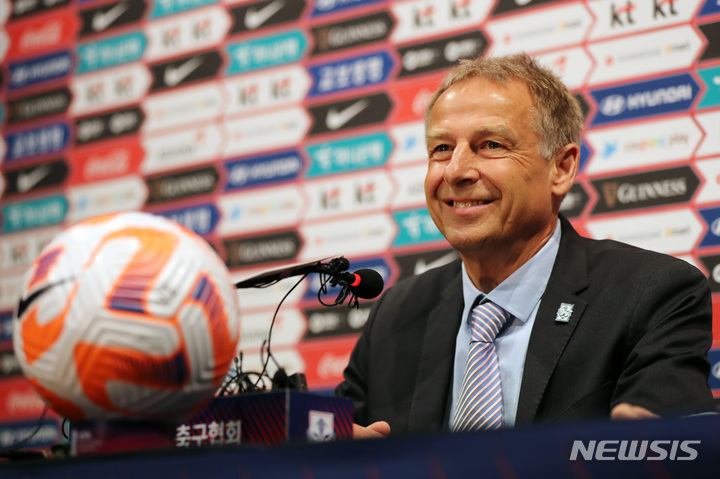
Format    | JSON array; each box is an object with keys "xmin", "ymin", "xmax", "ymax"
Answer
[{"xmin": 335, "ymin": 216, "xmax": 714, "ymax": 433}]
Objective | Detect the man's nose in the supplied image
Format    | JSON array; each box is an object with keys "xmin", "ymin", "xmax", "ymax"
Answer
[{"xmin": 443, "ymin": 143, "xmax": 480, "ymax": 185}]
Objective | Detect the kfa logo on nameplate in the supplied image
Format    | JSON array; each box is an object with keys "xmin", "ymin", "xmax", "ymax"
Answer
[{"xmin": 307, "ymin": 410, "xmax": 335, "ymax": 442}]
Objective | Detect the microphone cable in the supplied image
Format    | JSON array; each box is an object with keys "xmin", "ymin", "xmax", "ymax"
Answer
[
  {"xmin": 221, "ymin": 257, "xmax": 383, "ymax": 395},
  {"xmin": 252, "ymin": 272, "xmax": 308, "ymax": 391},
  {"xmin": 317, "ymin": 271, "xmax": 359, "ymax": 309},
  {"xmin": 0, "ymin": 404, "xmax": 49, "ymax": 459}
]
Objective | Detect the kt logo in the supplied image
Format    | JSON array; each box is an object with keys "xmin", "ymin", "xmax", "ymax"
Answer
[
  {"xmin": 611, "ymin": 1, "xmax": 635, "ymax": 27},
  {"xmin": 654, "ymin": 0, "xmax": 678, "ymax": 18}
]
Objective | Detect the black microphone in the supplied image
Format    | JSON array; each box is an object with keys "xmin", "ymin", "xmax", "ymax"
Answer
[
  {"xmin": 234, "ymin": 256, "xmax": 384, "ymax": 302},
  {"xmin": 235, "ymin": 257, "xmax": 349, "ymax": 288},
  {"xmin": 333, "ymin": 268, "xmax": 384, "ymax": 299}
]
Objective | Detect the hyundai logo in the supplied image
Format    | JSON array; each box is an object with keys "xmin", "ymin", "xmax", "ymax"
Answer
[
  {"xmin": 712, "ymin": 263, "xmax": 720, "ymax": 284},
  {"xmin": 711, "ymin": 360, "xmax": 720, "ymax": 380},
  {"xmin": 711, "ymin": 217, "xmax": 720, "ymax": 236},
  {"xmin": 599, "ymin": 94, "xmax": 626, "ymax": 116}
]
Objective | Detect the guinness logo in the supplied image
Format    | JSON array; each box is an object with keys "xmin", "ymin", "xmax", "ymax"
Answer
[
  {"xmin": 591, "ymin": 166, "xmax": 698, "ymax": 214},
  {"xmin": 310, "ymin": 11, "xmax": 393, "ymax": 56},
  {"xmin": 315, "ymin": 26, "xmax": 330, "ymax": 51},
  {"xmin": 224, "ymin": 231, "xmax": 301, "ymax": 268},
  {"xmin": 8, "ymin": 87, "xmax": 71, "ymax": 123},
  {"xmin": 146, "ymin": 166, "xmax": 219, "ymax": 204},
  {"xmin": 602, "ymin": 181, "xmax": 619, "ymax": 209}
]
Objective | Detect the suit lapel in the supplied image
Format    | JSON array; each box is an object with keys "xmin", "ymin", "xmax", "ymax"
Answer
[
  {"xmin": 408, "ymin": 267, "xmax": 464, "ymax": 431},
  {"xmin": 515, "ymin": 217, "xmax": 589, "ymax": 424}
]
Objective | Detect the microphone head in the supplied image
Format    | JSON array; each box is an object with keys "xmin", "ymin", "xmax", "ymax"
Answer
[{"xmin": 351, "ymin": 268, "xmax": 384, "ymax": 299}]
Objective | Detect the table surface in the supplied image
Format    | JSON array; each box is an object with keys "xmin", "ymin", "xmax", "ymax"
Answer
[{"xmin": 2, "ymin": 413, "xmax": 720, "ymax": 479}]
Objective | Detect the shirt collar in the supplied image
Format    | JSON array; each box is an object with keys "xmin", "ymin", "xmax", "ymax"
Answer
[{"xmin": 461, "ymin": 219, "xmax": 562, "ymax": 323}]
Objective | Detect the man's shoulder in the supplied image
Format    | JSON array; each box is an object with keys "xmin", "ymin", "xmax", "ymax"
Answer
[
  {"xmin": 381, "ymin": 258, "xmax": 462, "ymax": 302},
  {"xmin": 396, "ymin": 257, "xmax": 462, "ymax": 286},
  {"xmin": 570, "ymin": 228, "xmax": 703, "ymax": 278}
]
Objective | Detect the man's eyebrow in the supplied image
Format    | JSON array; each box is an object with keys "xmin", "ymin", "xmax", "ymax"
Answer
[
  {"xmin": 425, "ymin": 126, "xmax": 519, "ymax": 144},
  {"xmin": 425, "ymin": 130, "xmax": 450, "ymax": 143},
  {"xmin": 472, "ymin": 125, "xmax": 517, "ymax": 141}
]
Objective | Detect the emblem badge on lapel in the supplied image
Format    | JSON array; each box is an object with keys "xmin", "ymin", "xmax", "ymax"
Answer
[{"xmin": 555, "ymin": 303, "xmax": 574, "ymax": 323}]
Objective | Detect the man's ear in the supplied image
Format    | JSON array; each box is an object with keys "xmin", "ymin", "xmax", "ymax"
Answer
[{"xmin": 550, "ymin": 143, "xmax": 580, "ymax": 197}]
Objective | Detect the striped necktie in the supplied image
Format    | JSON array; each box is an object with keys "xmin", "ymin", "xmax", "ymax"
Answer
[{"xmin": 452, "ymin": 300, "xmax": 510, "ymax": 432}]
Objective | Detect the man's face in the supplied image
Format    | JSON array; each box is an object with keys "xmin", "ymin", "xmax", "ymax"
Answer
[{"xmin": 424, "ymin": 77, "xmax": 569, "ymax": 257}]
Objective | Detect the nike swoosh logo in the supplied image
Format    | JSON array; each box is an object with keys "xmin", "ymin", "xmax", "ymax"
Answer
[
  {"xmin": 413, "ymin": 251, "xmax": 459, "ymax": 276},
  {"xmin": 325, "ymin": 99, "xmax": 369, "ymax": 130},
  {"xmin": 17, "ymin": 277, "xmax": 74, "ymax": 319},
  {"xmin": 244, "ymin": 0, "xmax": 285, "ymax": 30},
  {"xmin": 17, "ymin": 164, "xmax": 52, "ymax": 193},
  {"xmin": 163, "ymin": 56, "xmax": 204, "ymax": 87},
  {"xmin": 92, "ymin": 1, "xmax": 129, "ymax": 32}
]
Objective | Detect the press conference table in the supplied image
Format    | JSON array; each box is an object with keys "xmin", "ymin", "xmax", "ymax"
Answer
[{"xmin": 3, "ymin": 414, "xmax": 720, "ymax": 479}]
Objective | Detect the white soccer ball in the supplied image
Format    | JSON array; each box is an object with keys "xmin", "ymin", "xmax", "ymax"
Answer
[{"xmin": 13, "ymin": 212, "xmax": 240, "ymax": 421}]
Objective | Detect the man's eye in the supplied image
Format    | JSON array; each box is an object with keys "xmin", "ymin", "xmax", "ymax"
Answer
[
  {"xmin": 487, "ymin": 141, "xmax": 501, "ymax": 149},
  {"xmin": 433, "ymin": 144, "xmax": 450, "ymax": 153}
]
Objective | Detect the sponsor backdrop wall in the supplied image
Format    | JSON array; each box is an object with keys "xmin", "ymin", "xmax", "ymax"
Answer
[{"xmin": 2, "ymin": 0, "xmax": 720, "ymax": 446}]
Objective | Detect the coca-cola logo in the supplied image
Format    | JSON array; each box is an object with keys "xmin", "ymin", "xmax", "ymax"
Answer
[
  {"xmin": 412, "ymin": 87, "xmax": 434, "ymax": 117},
  {"xmin": 7, "ymin": 390, "xmax": 44, "ymax": 414},
  {"xmin": 317, "ymin": 351, "xmax": 351, "ymax": 380},
  {"xmin": 83, "ymin": 149, "xmax": 130, "ymax": 180}
]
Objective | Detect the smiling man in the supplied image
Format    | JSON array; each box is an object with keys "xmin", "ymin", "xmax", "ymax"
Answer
[{"xmin": 335, "ymin": 54, "xmax": 714, "ymax": 437}]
